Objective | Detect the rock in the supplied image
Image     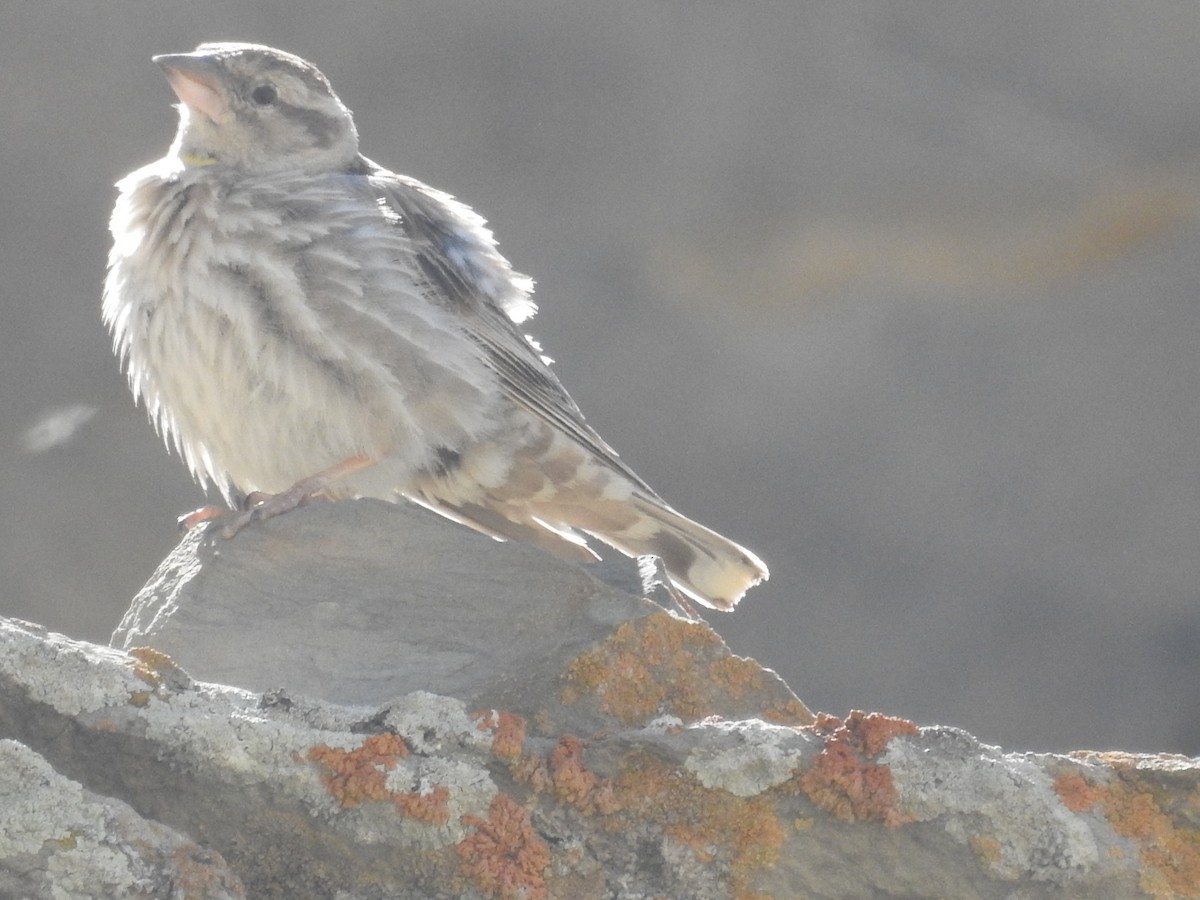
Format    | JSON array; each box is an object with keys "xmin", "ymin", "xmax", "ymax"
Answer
[
  {"xmin": 0, "ymin": 738, "xmax": 244, "ymax": 900},
  {"xmin": 109, "ymin": 499, "xmax": 804, "ymax": 731},
  {"xmin": 2, "ymin": 500, "xmax": 1197, "ymax": 897}
]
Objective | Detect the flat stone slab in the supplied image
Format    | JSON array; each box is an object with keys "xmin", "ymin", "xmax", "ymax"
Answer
[{"xmin": 113, "ymin": 499, "xmax": 696, "ymax": 716}]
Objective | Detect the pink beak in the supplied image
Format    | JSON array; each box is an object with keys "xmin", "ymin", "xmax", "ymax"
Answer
[{"xmin": 153, "ymin": 53, "xmax": 229, "ymax": 123}]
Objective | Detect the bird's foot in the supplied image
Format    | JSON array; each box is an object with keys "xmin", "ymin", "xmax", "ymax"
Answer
[
  {"xmin": 192, "ymin": 455, "xmax": 378, "ymax": 539},
  {"xmin": 217, "ymin": 484, "xmax": 318, "ymax": 539},
  {"xmin": 177, "ymin": 494, "xmax": 294, "ymax": 536}
]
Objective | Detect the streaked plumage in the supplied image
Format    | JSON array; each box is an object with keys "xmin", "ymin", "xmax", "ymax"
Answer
[{"xmin": 104, "ymin": 42, "xmax": 768, "ymax": 609}]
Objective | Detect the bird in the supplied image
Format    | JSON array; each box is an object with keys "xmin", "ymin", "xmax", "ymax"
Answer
[{"xmin": 103, "ymin": 42, "xmax": 768, "ymax": 610}]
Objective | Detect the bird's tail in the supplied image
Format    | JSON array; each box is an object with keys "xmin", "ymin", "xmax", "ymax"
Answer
[
  {"xmin": 584, "ymin": 492, "xmax": 769, "ymax": 611},
  {"xmin": 405, "ymin": 435, "xmax": 769, "ymax": 609},
  {"xmin": 414, "ymin": 482, "xmax": 768, "ymax": 609}
]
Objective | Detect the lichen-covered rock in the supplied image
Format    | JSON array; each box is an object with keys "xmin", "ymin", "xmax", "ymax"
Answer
[
  {"xmin": 2, "ymin": 500, "xmax": 1197, "ymax": 897},
  {"xmin": 0, "ymin": 737, "xmax": 244, "ymax": 899},
  {"xmin": 4, "ymin": 613, "xmax": 1198, "ymax": 897}
]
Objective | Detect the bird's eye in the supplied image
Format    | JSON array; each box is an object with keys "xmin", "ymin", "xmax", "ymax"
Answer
[{"xmin": 250, "ymin": 84, "xmax": 278, "ymax": 106}]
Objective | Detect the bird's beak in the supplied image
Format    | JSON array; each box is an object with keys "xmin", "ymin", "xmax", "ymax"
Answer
[{"xmin": 153, "ymin": 53, "xmax": 230, "ymax": 124}]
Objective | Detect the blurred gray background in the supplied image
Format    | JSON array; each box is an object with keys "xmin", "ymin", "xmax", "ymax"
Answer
[{"xmin": 3, "ymin": 2, "xmax": 1198, "ymax": 754}]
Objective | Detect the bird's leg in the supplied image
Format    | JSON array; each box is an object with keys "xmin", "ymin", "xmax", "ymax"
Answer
[{"xmin": 204, "ymin": 454, "xmax": 376, "ymax": 539}]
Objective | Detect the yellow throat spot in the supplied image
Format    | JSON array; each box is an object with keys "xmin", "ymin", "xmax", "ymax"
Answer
[{"xmin": 181, "ymin": 152, "xmax": 218, "ymax": 167}]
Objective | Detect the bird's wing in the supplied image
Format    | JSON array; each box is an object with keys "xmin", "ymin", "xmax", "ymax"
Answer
[{"xmin": 363, "ymin": 158, "xmax": 657, "ymax": 495}]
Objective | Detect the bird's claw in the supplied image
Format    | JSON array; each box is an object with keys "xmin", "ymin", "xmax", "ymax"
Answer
[
  {"xmin": 637, "ymin": 554, "xmax": 702, "ymax": 621},
  {"xmin": 177, "ymin": 505, "xmax": 225, "ymax": 534}
]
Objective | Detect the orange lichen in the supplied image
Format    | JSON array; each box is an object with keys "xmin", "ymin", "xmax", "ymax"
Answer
[
  {"xmin": 530, "ymin": 710, "xmax": 554, "ymax": 736},
  {"xmin": 513, "ymin": 740, "xmax": 788, "ymax": 894},
  {"xmin": 609, "ymin": 751, "xmax": 786, "ymax": 895},
  {"xmin": 547, "ymin": 736, "xmax": 618, "ymax": 815},
  {"xmin": 1052, "ymin": 767, "xmax": 1200, "ymax": 897},
  {"xmin": 305, "ymin": 733, "xmax": 449, "ymax": 825},
  {"xmin": 970, "ymin": 835, "xmax": 1003, "ymax": 870},
  {"xmin": 492, "ymin": 713, "xmax": 795, "ymax": 894},
  {"xmin": 792, "ymin": 711, "xmax": 918, "ymax": 826},
  {"xmin": 472, "ymin": 709, "xmax": 527, "ymax": 760},
  {"xmin": 512, "ymin": 735, "xmax": 618, "ymax": 816},
  {"xmin": 127, "ymin": 645, "xmax": 188, "ymax": 689},
  {"xmin": 762, "ymin": 698, "xmax": 816, "ymax": 727},
  {"xmin": 1054, "ymin": 772, "xmax": 1107, "ymax": 813},
  {"xmin": 128, "ymin": 645, "xmax": 176, "ymax": 669},
  {"xmin": 850, "ymin": 710, "xmax": 919, "ymax": 757},
  {"xmin": 394, "ymin": 784, "xmax": 453, "ymax": 826},
  {"xmin": 509, "ymin": 751, "xmax": 550, "ymax": 795},
  {"xmin": 559, "ymin": 612, "xmax": 814, "ymax": 728},
  {"xmin": 707, "ymin": 654, "xmax": 766, "ymax": 700},
  {"xmin": 306, "ymin": 734, "xmax": 410, "ymax": 807},
  {"xmin": 456, "ymin": 793, "xmax": 551, "ymax": 900},
  {"xmin": 1105, "ymin": 785, "xmax": 1200, "ymax": 897},
  {"xmin": 560, "ymin": 614, "xmax": 722, "ymax": 725}
]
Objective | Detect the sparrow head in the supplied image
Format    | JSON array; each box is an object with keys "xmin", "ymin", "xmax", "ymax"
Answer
[{"xmin": 153, "ymin": 42, "xmax": 359, "ymax": 174}]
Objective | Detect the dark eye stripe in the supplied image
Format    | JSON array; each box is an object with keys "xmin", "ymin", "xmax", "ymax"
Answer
[{"xmin": 280, "ymin": 102, "xmax": 345, "ymax": 149}]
